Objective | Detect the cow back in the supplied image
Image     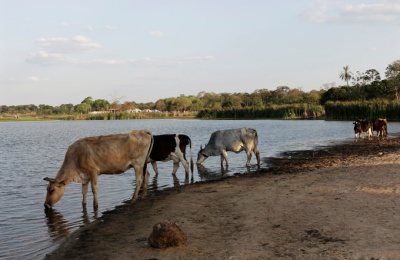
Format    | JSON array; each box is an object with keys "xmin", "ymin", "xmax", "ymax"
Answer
[
  {"xmin": 150, "ymin": 134, "xmax": 177, "ymax": 161},
  {"xmin": 63, "ymin": 130, "xmax": 153, "ymax": 177}
]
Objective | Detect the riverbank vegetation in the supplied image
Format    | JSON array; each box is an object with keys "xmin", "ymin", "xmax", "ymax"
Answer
[{"xmin": 1, "ymin": 59, "xmax": 399, "ymax": 121}]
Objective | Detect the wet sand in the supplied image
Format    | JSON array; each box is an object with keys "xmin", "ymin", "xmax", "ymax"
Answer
[{"xmin": 46, "ymin": 137, "xmax": 400, "ymax": 260}]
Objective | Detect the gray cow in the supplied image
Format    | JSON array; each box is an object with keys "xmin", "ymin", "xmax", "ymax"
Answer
[{"xmin": 197, "ymin": 127, "xmax": 260, "ymax": 167}]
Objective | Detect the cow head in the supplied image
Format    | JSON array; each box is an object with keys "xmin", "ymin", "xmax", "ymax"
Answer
[
  {"xmin": 44, "ymin": 177, "xmax": 66, "ymax": 208},
  {"xmin": 196, "ymin": 145, "xmax": 208, "ymax": 165},
  {"xmin": 353, "ymin": 121, "xmax": 360, "ymax": 133}
]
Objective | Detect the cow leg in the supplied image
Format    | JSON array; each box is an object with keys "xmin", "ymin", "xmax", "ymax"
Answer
[
  {"xmin": 171, "ymin": 156, "xmax": 180, "ymax": 175},
  {"xmin": 90, "ymin": 175, "xmax": 99, "ymax": 207},
  {"xmin": 173, "ymin": 146, "xmax": 190, "ymax": 176},
  {"xmin": 142, "ymin": 169, "xmax": 150, "ymax": 198},
  {"xmin": 131, "ymin": 166, "xmax": 144, "ymax": 202},
  {"xmin": 253, "ymin": 147, "xmax": 261, "ymax": 167},
  {"xmin": 82, "ymin": 183, "xmax": 89, "ymax": 205},
  {"xmin": 246, "ymin": 150, "xmax": 252, "ymax": 167},
  {"xmin": 151, "ymin": 160, "xmax": 159, "ymax": 176},
  {"xmin": 221, "ymin": 150, "xmax": 229, "ymax": 167},
  {"xmin": 179, "ymin": 157, "xmax": 190, "ymax": 176}
]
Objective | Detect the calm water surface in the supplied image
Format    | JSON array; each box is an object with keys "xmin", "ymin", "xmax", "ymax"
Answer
[{"xmin": 1, "ymin": 119, "xmax": 400, "ymax": 259}]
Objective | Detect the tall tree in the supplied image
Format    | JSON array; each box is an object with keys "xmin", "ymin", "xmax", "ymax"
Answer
[
  {"xmin": 386, "ymin": 59, "xmax": 400, "ymax": 100},
  {"xmin": 81, "ymin": 97, "xmax": 94, "ymax": 105},
  {"xmin": 339, "ymin": 66, "xmax": 352, "ymax": 86}
]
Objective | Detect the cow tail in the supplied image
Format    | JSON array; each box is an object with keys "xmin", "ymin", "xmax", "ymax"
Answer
[
  {"xmin": 253, "ymin": 129, "xmax": 259, "ymax": 150},
  {"xmin": 189, "ymin": 136, "xmax": 194, "ymax": 173},
  {"xmin": 143, "ymin": 132, "xmax": 154, "ymax": 177}
]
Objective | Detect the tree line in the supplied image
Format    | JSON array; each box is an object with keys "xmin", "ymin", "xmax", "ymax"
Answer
[{"xmin": 1, "ymin": 59, "xmax": 399, "ymax": 119}]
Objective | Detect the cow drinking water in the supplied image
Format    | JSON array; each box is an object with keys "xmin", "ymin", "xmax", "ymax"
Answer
[
  {"xmin": 148, "ymin": 134, "xmax": 193, "ymax": 177},
  {"xmin": 197, "ymin": 127, "xmax": 260, "ymax": 167},
  {"xmin": 44, "ymin": 130, "xmax": 154, "ymax": 208},
  {"xmin": 373, "ymin": 118, "xmax": 388, "ymax": 137}
]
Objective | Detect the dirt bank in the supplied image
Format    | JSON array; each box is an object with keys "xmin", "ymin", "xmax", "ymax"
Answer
[{"xmin": 46, "ymin": 137, "xmax": 400, "ymax": 260}]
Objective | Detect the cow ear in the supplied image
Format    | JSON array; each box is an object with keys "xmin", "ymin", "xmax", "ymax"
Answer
[
  {"xmin": 44, "ymin": 177, "xmax": 55, "ymax": 183},
  {"xmin": 200, "ymin": 145, "xmax": 203, "ymax": 151}
]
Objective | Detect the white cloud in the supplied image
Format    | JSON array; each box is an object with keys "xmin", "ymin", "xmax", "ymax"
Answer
[
  {"xmin": 301, "ymin": 0, "xmax": 329, "ymax": 23},
  {"xmin": 26, "ymin": 51, "xmax": 75, "ymax": 66},
  {"xmin": 182, "ymin": 56, "xmax": 216, "ymax": 61},
  {"xmin": 302, "ymin": 0, "xmax": 400, "ymax": 25},
  {"xmin": 149, "ymin": 31, "xmax": 165, "ymax": 37},
  {"xmin": 61, "ymin": 22, "xmax": 69, "ymax": 27},
  {"xmin": 130, "ymin": 57, "xmax": 183, "ymax": 67},
  {"xmin": 27, "ymin": 76, "xmax": 40, "ymax": 82},
  {"xmin": 85, "ymin": 26, "xmax": 94, "ymax": 31},
  {"xmin": 90, "ymin": 59, "xmax": 127, "ymax": 65},
  {"xmin": 129, "ymin": 55, "xmax": 215, "ymax": 67},
  {"xmin": 104, "ymin": 25, "xmax": 117, "ymax": 31},
  {"xmin": 36, "ymin": 35, "xmax": 101, "ymax": 53}
]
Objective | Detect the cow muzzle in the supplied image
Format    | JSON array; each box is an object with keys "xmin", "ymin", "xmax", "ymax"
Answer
[{"xmin": 44, "ymin": 202, "xmax": 52, "ymax": 209}]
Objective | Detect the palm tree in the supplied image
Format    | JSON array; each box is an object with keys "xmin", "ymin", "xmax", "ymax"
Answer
[{"xmin": 339, "ymin": 66, "xmax": 352, "ymax": 86}]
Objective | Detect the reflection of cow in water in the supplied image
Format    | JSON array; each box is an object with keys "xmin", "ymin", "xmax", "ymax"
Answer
[
  {"xmin": 45, "ymin": 205, "xmax": 98, "ymax": 241},
  {"xmin": 44, "ymin": 208, "xmax": 70, "ymax": 240},
  {"xmin": 196, "ymin": 164, "xmax": 229, "ymax": 180}
]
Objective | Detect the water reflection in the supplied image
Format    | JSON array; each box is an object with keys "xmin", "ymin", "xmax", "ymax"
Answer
[
  {"xmin": 44, "ymin": 208, "xmax": 70, "ymax": 241},
  {"xmin": 150, "ymin": 173, "xmax": 191, "ymax": 191},
  {"xmin": 44, "ymin": 204, "xmax": 98, "ymax": 241},
  {"xmin": 197, "ymin": 164, "xmax": 230, "ymax": 180}
]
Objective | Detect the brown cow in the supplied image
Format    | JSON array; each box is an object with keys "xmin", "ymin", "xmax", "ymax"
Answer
[
  {"xmin": 353, "ymin": 120, "xmax": 373, "ymax": 139},
  {"xmin": 44, "ymin": 130, "xmax": 154, "ymax": 208},
  {"xmin": 373, "ymin": 118, "xmax": 388, "ymax": 137}
]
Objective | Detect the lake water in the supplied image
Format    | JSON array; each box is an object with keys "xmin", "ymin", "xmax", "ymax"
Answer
[{"xmin": 1, "ymin": 119, "xmax": 400, "ymax": 259}]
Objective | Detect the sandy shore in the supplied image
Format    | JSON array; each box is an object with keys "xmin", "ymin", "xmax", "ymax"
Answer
[{"xmin": 46, "ymin": 137, "xmax": 400, "ymax": 260}]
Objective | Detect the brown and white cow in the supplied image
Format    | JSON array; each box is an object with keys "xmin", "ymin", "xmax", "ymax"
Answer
[
  {"xmin": 148, "ymin": 134, "xmax": 193, "ymax": 177},
  {"xmin": 373, "ymin": 118, "xmax": 388, "ymax": 137},
  {"xmin": 44, "ymin": 130, "xmax": 154, "ymax": 208},
  {"xmin": 353, "ymin": 120, "xmax": 373, "ymax": 139},
  {"xmin": 197, "ymin": 127, "xmax": 260, "ymax": 167}
]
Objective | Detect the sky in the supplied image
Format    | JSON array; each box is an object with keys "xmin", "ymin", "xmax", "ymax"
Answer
[{"xmin": 0, "ymin": 0, "xmax": 399, "ymax": 106}]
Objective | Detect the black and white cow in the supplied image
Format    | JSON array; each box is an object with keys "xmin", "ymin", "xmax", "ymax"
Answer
[
  {"xmin": 353, "ymin": 120, "xmax": 373, "ymax": 139},
  {"xmin": 148, "ymin": 134, "xmax": 193, "ymax": 176},
  {"xmin": 197, "ymin": 127, "xmax": 260, "ymax": 167}
]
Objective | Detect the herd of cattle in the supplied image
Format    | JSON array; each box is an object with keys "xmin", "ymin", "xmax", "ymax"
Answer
[
  {"xmin": 44, "ymin": 127, "xmax": 260, "ymax": 209},
  {"xmin": 43, "ymin": 118, "xmax": 389, "ymax": 209},
  {"xmin": 353, "ymin": 118, "xmax": 388, "ymax": 139}
]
